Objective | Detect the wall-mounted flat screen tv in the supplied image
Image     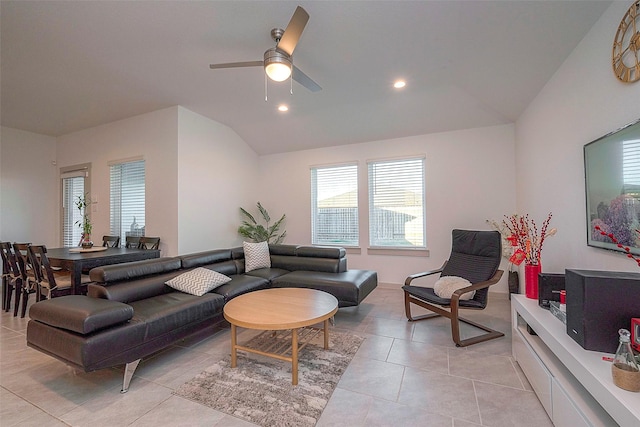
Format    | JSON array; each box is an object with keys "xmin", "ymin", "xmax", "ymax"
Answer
[{"xmin": 585, "ymin": 118, "xmax": 640, "ymax": 255}]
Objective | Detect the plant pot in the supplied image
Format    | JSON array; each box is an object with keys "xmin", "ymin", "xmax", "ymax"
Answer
[{"xmin": 81, "ymin": 234, "xmax": 93, "ymax": 249}]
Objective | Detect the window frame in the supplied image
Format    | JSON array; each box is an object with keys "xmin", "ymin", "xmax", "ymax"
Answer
[
  {"xmin": 60, "ymin": 163, "xmax": 91, "ymax": 247},
  {"xmin": 367, "ymin": 155, "xmax": 427, "ymax": 253},
  {"xmin": 109, "ymin": 157, "xmax": 146, "ymax": 244},
  {"xmin": 310, "ymin": 162, "xmax": 360, "ymax": 247}
]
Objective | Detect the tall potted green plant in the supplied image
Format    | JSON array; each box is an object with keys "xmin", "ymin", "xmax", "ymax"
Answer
[
  {"xmin": 238, "ymin": 202, "xmax": 286, "ymax": 244},
  {"xmin": 75, "ymin": 194, "xmax": 93, "ymax": 248}
]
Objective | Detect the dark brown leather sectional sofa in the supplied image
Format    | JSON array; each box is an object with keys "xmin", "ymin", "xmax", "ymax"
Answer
[{"xmin": 26, "ymin": 244, "xmax": 377, "ymax": 392}]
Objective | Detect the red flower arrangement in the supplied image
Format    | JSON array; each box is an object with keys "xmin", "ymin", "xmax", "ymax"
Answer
[
  {"xmin": 502, "ymin": 213, "xmax": 556, "ymax": 266},
  {"xmin": 593, "ymin": 225, "xmax": 640, "ymax": 267}
]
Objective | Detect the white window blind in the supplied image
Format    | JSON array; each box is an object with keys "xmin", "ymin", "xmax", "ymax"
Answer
[
  {"xmin": 623, "ymin": 139, "xmax": 640, "ymax": 189},
  {"xmin": 368, "ymin": 157, "xmax": 425, "ymax": 248},
  {"xmin": 61, "ymin": 171, "xmax": 86, "ymax": 247},
  {"xmin": 311, "ymin": 164, "xmax": 359, "ymax": 246},
  {"xmin": 110, "ymin": 160, "xmax": 146, "ymax": 243}
]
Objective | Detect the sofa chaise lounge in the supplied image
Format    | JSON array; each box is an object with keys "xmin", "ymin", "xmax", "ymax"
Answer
[{"xmin": 26, "ymin": 244, "xmax": 377, "ymax": 392}]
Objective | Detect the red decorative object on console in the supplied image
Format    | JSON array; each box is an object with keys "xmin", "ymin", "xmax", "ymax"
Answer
[
  {"xmin": 632, "ymin": 318, "xmax": 640, "ymax": 352},
  {"xmin": 525, "ymin": 263, "xmax": 541, "ymax": 299}
]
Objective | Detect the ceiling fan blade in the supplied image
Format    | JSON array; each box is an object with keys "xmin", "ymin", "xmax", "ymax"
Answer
[
  {"xmin": 277, "ymin": 6, "xmax": 309, "ymax": 56},
  {"xmin": 292, "ymin": 65, "xmax": 322, "ymax": 92},
  {"xmin": 209, "ymin": 61, "xmax": 263, "ymax": 70}
]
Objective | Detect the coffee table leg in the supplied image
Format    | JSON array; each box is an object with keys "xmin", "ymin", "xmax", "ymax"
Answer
[
  {"xmin": 230, "ymin": 323, "xmax": 237, "ymax": 368},
  {"xmin": 292, "ymin": 328, "xmax": 298, "ymax": 385},
  {"xmin": 324, "ymin": 318, "xmax": 330, "ymax": 349}
]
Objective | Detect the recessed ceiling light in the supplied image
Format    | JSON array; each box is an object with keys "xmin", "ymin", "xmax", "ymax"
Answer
[
  {"xmin": 278, "ymin": 105, "xmax": 289, "ymax": 112},
  {"xmin": 393, "ymin": 80, "xmax": 406, "ymax": 89}
]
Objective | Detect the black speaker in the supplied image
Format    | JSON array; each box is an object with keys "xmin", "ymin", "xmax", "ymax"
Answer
[
  {"xmin": 538, "ymin": 272, "xmax": 565, "ymax": 309},
  {"xmin": 565, "ymin": 269, "xmax": 640, "ymax": 354}
]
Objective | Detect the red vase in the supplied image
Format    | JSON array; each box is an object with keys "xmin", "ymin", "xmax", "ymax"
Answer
[{"xmin": 524, "ymin": 263, "xmax": 541, "ymax": 299}]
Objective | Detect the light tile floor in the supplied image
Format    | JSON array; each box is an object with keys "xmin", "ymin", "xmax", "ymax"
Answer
[{"xmin": 1, "ymin": 288, "xmax": 552, "ymax": 427}]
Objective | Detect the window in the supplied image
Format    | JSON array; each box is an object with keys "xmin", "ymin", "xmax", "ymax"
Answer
[
  {"xmin": 368, "ymin": 157, "xmax": 425, "ymax": 248},
  {"xmin": 623, "ymin": 138, "xmax": 640, "ymax": 190},
  {"xmin": 61, "ymin": 167, "xmax": 89, "ymax": 247},
  {"xmin": 311, "ymin": 164, "xmax": 358, "ymax": 246},
  {"xmin": 110, "ymin": 159, "xmax": 146, "ymax": 243}
]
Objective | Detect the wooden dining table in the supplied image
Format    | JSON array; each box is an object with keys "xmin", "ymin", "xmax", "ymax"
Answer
[{"xmin": 46, "ymin": 247, "xmax": 161, "ymax": 295}]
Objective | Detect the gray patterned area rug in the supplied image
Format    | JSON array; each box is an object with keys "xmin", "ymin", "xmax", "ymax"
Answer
[{"xmin": 173, "ymin": 330, "xmax": 364, "ymax": 427}]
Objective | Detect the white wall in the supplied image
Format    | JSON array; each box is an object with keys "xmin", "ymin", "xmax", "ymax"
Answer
[
  {"xmin": 258, "ymin": 124, "xmax": 517, "ymax": 288},
  {"xmin": 9, "ymin": 1, "xmax": 632, "ymax": 286},
  {"xmin": 516, "ymin": 1, "xmax": 640, "ymax": 274},
  {"xmin": 177, "ymin": 107, "xmax": 260, "ymax": 253},
  {"xmin": 0, "ymin": 127, "xmax": 58, "ymax": 245},
  {"xmin": 3, "ymin": 107, "xmax": 260, "ymax": 256},
  {"xmin": 56, "ymin": 107, "xmax": 179, "ymax": 255}
]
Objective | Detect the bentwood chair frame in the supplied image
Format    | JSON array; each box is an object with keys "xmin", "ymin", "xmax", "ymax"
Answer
[{"xmin": 403, "ymin": 229, "xmax": 504, "ymax": 347}]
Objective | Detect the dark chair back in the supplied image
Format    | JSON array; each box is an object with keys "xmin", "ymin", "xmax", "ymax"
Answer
[
  {"xmin": 0, "ymin": 242, "xmax": 17, "ymax": 278},
  {"xmin": 28, "ymin": 245, "xmax": 72, "ymax": 300},
  {"xmin": 12, "ymin": 243, "xmax": 33, "ymax": 283},
  {"xmin": 440, "ymin": 229, "xmax": 501, "ymax": 308},
  {"xmin": 12, "ymin": 243, "xmax": 35, "ymax": 316},
  {"xmin": 1, "ymin": 242, "xmax": 21, "ymax": 313},
  {"xmin": 102, "ymin": 235, "xmax": 121, "ymax": 248},
  {"xmin": 138, "ymin": 236, "xmax": 160, "ymax": 250},
  {"xmin": 125, "ymin": 236, "xmax": 140, "ymax": 248},
  {"xmin": 2, "ymin": 243, "xmax": 23, "ymax": 283}
]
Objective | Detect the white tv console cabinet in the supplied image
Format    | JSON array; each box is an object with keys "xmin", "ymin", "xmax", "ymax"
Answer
[{"xmin": 511, "ymin": 295, "xmax": 640, "ymax": 427}]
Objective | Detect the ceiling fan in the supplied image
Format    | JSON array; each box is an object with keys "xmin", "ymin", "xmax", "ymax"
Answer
[{"xmin": 209, "ymin": 6, "xmax": 321, "ymax": 92}]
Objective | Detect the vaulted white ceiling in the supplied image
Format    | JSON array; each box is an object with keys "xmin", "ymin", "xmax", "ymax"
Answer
[{"xmin": 1, "ymin": 1, "xmax": 611, "ymax": 155}]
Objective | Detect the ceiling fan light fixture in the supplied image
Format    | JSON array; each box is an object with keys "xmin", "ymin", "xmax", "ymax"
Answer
[{"xmin": 264, "ymin": 48, "xmax": 292, "ymax": 82}]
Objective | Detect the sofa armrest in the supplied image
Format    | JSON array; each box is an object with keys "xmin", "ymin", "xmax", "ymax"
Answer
[{"xmin": 29, "ymin": 295, "xmax": 134, "ymax": 334}]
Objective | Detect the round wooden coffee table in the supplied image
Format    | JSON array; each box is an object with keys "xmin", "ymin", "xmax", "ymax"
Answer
[{"xmin": 223, "ymin": 288, "xmax": 339, "ymax": 385}]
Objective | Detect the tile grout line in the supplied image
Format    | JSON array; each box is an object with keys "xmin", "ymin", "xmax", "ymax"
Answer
[{"xmin": 471, "ymin": 380, "xmax": 484, "ymax": 426}]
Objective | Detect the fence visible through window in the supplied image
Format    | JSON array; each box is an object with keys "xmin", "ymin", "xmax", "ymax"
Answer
[
  {"xmin": 311, "ymin": 164, "xmax": 358, "ymax": 246},
  {"xmin": 368, "ymin": 157, "xmax": 425, "ymax": 248}
]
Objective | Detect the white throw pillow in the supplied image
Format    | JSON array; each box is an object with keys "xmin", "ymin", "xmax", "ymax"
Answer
[
  {"xmin": 165, "ymin": 267, "xmax": 231, "ymax": 296},
  {"xmin": 433, "ymin": 276, "xmax": 475, "ymax": 300},
  {"xmin": 243, "ymin": 241, "xmax": 271, "ymax": 272}
]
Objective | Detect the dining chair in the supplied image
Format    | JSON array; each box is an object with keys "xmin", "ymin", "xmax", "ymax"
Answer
[
  {"xmin": 12, "ymin": 243, "xmax": 37, "ymax": 317},
  {"xmin": 102, "ymin": 235, "xmax": 121, "ymax": 248},
  {"xmin": 27, "ymin": 245, "xmax": 81, "ymax": 300},
  {"xmin": 125, "ymin": 236, "xmax": 141, "ymax": 248},
  {"xmin": 138, "ymin": 236, "xmax": 160, "ymax": 250},
  {"xmin": 1, "ymin": 242, "xmax": 11, "ymax": 311},
  {"xmin": 0, "ymin": 242, "xmax": 21, "ymax": 313}
]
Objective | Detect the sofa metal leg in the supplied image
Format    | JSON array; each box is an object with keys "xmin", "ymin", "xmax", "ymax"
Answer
[{"xmin": 121, "ymin": 359, "xmax": 141, "ymax": 393}]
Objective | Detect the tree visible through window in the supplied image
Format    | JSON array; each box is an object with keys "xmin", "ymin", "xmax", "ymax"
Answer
[
  {"xmin": 368, "ymin": 157, "xmax": 425, "ymax": 248},
  {"xmin": 311, "ymin": 164, "xmax": 358, "ymax": 246},
  {"xmin": 110, "ymin": 160, "xmax": 145, "ymax": 243}
]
